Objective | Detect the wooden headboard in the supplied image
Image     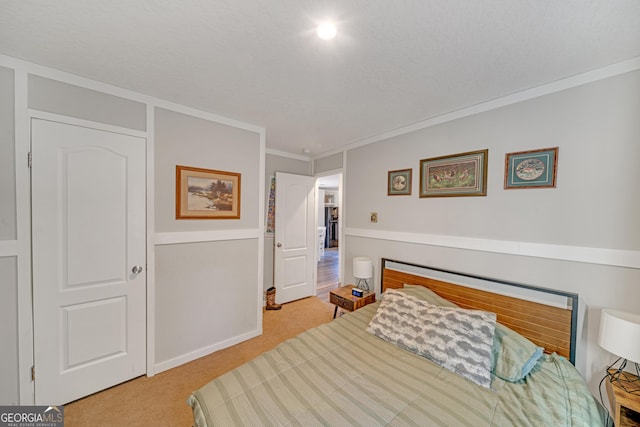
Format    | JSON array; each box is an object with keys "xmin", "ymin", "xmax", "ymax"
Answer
[{"xmin": 381, "ymin": 259, "xmax": 578, "ymax": 363}]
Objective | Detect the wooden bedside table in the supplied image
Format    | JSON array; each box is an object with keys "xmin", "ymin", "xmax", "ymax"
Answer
[
  {"xmin": 330, "ymin": 285, "xmax": 376, "ymax": 319},
  {"xmin": 605, "ymin": 369, "xmax": 640, "ymax": 427}
]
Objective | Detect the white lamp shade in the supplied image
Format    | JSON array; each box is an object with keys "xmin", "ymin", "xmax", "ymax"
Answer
[
  {"xmin": 598, "ymin": 308, "xmax": 640, "ymax": 364},
  {"xmin": 353, "ymin": 257, "xmax": 373, "ymax": 279}
]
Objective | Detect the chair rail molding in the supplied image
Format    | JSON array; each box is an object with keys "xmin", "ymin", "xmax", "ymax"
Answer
[
  {"xmin": 154, "ymin": 229, "xmax": 260, "ymax": 246},
  {"xmin": 345, "ymin": 227, "xmax": 640, "ymax": 269}
]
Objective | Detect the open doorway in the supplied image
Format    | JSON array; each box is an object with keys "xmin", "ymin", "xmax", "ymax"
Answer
[{"xmin": 316, "ymin": 173, "xmax": 341, "ymax": 303}]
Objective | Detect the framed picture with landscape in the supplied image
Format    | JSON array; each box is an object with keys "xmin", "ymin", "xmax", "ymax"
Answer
[
  {"xmin": 419, "ymin": 149, "xmax": 488, "ymax": 198},
  {"xmin": 504, "ymin": 147, "xmax": 558, "ymax": 189},
  {"xmin": 176, "ymin": 165, "xmax": 241, "ymax": 219}
]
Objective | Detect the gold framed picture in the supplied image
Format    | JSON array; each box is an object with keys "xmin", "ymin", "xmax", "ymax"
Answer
[
  {"xmin": 419, "ymin": 149, "xmax": 488, "ymax": 197},
  {"xmin": 176, "ymin": 165, "xmax": 241, "ymax": 219},
  {"xmin": 387, "ymin": 169, "xmax": 412, "ymax": 196},
  {"xmin": 504, "ymin": 147, "xmax": 558, "ymax": 189}
]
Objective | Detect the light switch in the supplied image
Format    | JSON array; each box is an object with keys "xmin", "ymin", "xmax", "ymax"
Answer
[{"xmin": 370, "ymin": 212, "xmax": 378, "ymax": 223}]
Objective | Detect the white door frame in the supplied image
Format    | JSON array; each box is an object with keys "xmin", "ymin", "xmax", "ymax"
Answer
[
  {"xmin": 314, "ymin": 169, "xmax": 344, "ymax": 287},
  {"xmin": 22, "ymin": 110, "xmax": 150, "ymax": 403},
  {"xmin": 31, "ymin": 116, "xmax": 147, "ymax": 404},
  {"xmin": 15, "ymin": 72, "xmax": 33, "ymax": 405}
]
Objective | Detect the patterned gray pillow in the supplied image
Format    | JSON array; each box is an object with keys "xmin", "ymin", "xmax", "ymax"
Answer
[{"xmin": 366, "ymin": 289, "xmax": 497, "ymax": 388}]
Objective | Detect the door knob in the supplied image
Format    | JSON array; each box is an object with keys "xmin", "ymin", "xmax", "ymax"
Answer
[
  {"xmin": 132, "ymin": 265, "xmax": 143, "ymax": 274},
  {"xmin": 276, "ymin": 243, "xmax": 282, "ymax": 247}
]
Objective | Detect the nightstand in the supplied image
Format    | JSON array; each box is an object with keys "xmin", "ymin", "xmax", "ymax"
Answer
[
  {"xmin": 605, "ymin": 369, "xmax": 640, "ymax": 426},
  {"xmin": 330, "ymin": 285, "xmax": 376, "ymax": 319}
]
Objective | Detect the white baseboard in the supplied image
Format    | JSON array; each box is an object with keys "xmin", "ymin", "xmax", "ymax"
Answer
[{"xmin": 153, "ymin": 327, "xmax": 262, "ymax": 374}]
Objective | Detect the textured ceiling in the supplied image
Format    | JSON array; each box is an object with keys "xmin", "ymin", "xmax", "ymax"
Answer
[{"xmin": 1, "ymin": 1, "xmax": 639, "ymax": 157}]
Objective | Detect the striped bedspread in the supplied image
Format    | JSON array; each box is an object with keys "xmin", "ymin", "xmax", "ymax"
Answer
[{"xmin": 188, "ymin": 303, "xmax": 608, "ymax": 426}]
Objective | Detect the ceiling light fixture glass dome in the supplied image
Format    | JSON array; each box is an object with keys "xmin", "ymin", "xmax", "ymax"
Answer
[{"xmin": 317, "ymin": 22, "xmax": 337, "ymax": 40}]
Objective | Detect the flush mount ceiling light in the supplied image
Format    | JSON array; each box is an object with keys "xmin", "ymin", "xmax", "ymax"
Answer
[{"xmin": 317, "ymin": 22, "xmax": 337, "ymax": 40}]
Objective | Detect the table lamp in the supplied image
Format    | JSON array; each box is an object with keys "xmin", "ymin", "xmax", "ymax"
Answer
[
  {"xmin": 598, "ymin": 308, "xmax": 640, "ymax": 394},
  {"xmin": 353, "ymin": 257, "xmax": 373, "ymax": 292}
]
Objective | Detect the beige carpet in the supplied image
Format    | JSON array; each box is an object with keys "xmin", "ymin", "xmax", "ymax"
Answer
[{"xmin": 64, "ymin": 296, "xmax": 334, "ymax": 427}]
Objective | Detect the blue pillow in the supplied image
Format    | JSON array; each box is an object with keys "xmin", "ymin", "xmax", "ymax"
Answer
[{"xmin": 492, "ymin": 323, "xmax": 544, "ymax": 382}]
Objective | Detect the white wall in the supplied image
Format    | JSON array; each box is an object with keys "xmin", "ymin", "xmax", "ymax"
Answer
[
  {"xmin": 314, "ymin": 152, "xmax": 343, "ymax": 173},
  {"xmin": 343, "ymin": 68, "xmax": 640, "ymax": 398},
  {"xmin": 0, "ymin": 66, "xmax": 16, "ymax": 241},
  {"xmin": 28, "ymin": 75, "xmax": 147, "ymax": 131},
  {"xmin": 154, "ymin": 240, "xmax": 259, "ymax": 369},
  {"xmin": 0, "ymin": 65, "xmax": 18, "ymax": 405},
  {"xmin": 153, "ymin": 107, "xmax": 263, "ymax": 372}
]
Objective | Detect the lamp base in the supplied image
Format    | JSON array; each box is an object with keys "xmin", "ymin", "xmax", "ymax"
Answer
[
  {"xmin": 356, "ymin": 278, "xmax": 370, "ymax": 292},
  {"xmin": 607, "ymin": 358, "xmax": 640, "ymax": 395}
]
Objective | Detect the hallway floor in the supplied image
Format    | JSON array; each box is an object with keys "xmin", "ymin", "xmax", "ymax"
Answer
[{"xmin": 316, "ymin": 247, "xmax": 339, "ymax": 303}]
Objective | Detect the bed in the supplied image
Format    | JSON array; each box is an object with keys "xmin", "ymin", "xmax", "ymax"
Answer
[{"xmin": 188, "ymin": 259, "xmax": 609, "ymax": 426}]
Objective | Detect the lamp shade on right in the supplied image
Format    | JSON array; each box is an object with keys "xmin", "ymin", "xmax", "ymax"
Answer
[{"xmin": 598, "ymin": 308, "xmax": 640, "ymax": 364}]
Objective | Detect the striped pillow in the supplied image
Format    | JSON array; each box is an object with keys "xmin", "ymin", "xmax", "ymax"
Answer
[{"xmin": 366, "ymin": 289, "xmax": 497, "ymax": 388}]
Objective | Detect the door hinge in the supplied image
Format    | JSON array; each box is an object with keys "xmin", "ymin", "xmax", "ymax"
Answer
[
  {"xmin": 31, "ymin": 365, "xmax": 35, "ymax": 381},
  {"xmin": 28, "ymin": 151, "xmax": 32, "ymax": 168}
]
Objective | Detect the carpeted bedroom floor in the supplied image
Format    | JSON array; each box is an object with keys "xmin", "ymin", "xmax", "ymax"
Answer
[{"xmin": 64, "ymin": 296, "xmax": 334, "ymax": 427}]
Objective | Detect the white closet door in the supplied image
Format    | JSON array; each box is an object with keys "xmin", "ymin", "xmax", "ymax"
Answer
[{"xmin": 31, "ymin": 118, "xmax": 146, "ymax": 405}]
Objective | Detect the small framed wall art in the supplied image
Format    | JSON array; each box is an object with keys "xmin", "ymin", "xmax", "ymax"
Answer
[
  {"xmin": 387, "ymin": 168, "xmax": 412, "ymax": 196},
  {"xmin": 504, "ymin": 147, "xmax": 558, "ymax": 189},
  {"xmin": 419, "ymin": 149, "xmax": 488, "ymax": 197},
  {"xmin": 176, "ymin": 165, "xmax": 241, "ymax": 219}
]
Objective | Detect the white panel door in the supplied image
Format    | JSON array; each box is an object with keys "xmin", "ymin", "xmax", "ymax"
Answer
[
  {"xmin": 274, "ymin": 172, "xmax": 316, "ymax": 303},
  {"xmin": 31, "ymin": 118, "xmax": 146, "ymax": 405}
]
